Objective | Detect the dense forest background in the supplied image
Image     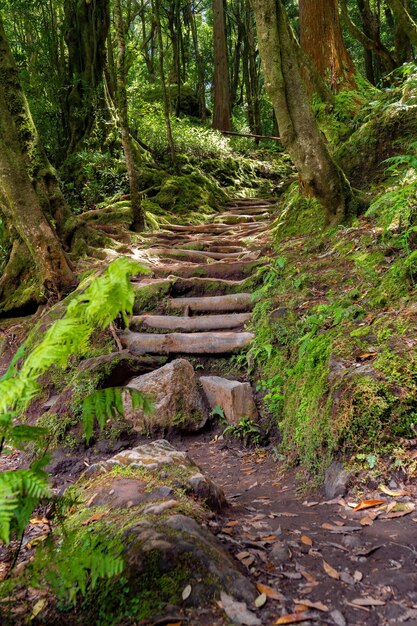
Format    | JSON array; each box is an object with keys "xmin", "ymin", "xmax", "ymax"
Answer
[{"xmin": 1, "ymin": 0, "xmax": 417, "ymax": 624}]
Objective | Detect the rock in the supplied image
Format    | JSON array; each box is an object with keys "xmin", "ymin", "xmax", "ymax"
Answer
[
  {"xmin": 124, "ymin": 359, "xmax": 207, "ymax": 434},
  {"xmin": 324, "ymin": 461, "xmax": 350, "ymax": 499},
  {"xmin": 270, "ymin": 541, "xmax": 289, "ymax": 564},
  {"xmin": 200, "ymin": 376, "xmax": 258, "ymax": 425},
  {"xmin": 85, "ymin": 439, "xmax": 226, "ymax": 511},
  {"xmin": 220, "ymin": 592, "xmax": 261, "ymax": 625}
]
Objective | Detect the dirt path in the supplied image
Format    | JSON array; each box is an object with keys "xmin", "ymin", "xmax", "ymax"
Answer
[{"xmin": 130, "ymin": 200, "xmax": 417, "ymax": 625}]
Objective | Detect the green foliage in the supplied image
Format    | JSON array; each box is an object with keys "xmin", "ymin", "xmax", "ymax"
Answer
[
  {"xmin": 0, "ymin": 257, "xmax": 149, "ymax": 547},
  {"xmin": 223, "ymin": 417, "xmax": 264, "ymax": 446},
  {"xmin": 82, "ymin": 387, "xmax": 154, "ymax": 444}
]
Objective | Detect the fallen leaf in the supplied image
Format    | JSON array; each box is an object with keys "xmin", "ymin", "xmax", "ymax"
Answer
[
  {"xmin": 357, "ymin": 352, "xmax": 377, "ymax": 361},
  {"xmin": 302, "ymin": 501, "xmax": 319, "ymax": 507},
  {"xmin": 30, "ymin": 517, "xmax": 49, "ymax": 526},
  {"xmin": 353, "ymin": 499, "xmax": 385, "ymax": 512},
  {"xmin": 256, "ymin": 583, "xmax": 285, "ymax": 601},
  {"xmin": 226, "ymin": 520, "xmax": 240, "ymax": 527},
  {"xmin": 166, "ymin": 623, "xmax": 182, "ymax": 626},
  {"xmin": 220, "ymin": 592, "xmax": 261, "ymax": 626},
  {"xmin": 379, "ymin": 484, "xmax": 409, "ymax": 497},
  {"xmin": 384, "ymin": 502, "xmax": 415, "ymax": 518},
  {"xmin": 274, "ymin": 613, "xmax": 310, "ymax": 624},
  {"xmin": 300, "ymin": 535, "xmax": 313, "ymax": 546},
  {"xmin": 340, "ymin": 572, "xmax": 355, "ymax": 585},
  {"xmin": 299, "ymin": 567, "xmax": 317, "ymax": 584},
  {"xmin": 31, "ymin": 598, "xmax": 47, "ymax": 618},
  {"xmin": 236, "ymin": 551, "xmax": 251, "ymax": 561},
  {"xmin": 294, "ymin": 599, "xmax": 328, "ymax": 612},
  {"xmin": 182, "ymin": 584, "xmax": 191, "ymax": 601},
  {"xmin": 322, "ymin": 522, "xmax": 333, "ymax": 530},
  {"xmin": 81, "ymin": 511, "xmax": 107, "ymax": 526},
  {"xmin": 351, "ymin": 597, "xmax": 386, "ymax": 607},
  {"xmin": 323, "ymin": 560, "xmax": 340, "ymax": 580},
  {"xmin": 360, "ymin": 516, "xmax": 374, "ymax": 526},
  {"xmin": 353, "ymin": 570, "xmax": 363, "ymax": 582},
  {"xmin": 254, "ymin": 593, "xmax": 267, "ymax": 608},
  {"xmin": 261, "ymin": 535, "xmax": 278, "ymax": 543},
  {"xmin": 242, "ymin": 555, "xmax": 255, "ymax": 567}
]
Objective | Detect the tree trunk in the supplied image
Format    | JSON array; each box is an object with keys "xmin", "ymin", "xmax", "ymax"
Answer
[
  {"xmin": 0, "ymin": 18, "xmax": 74, "ymax": 242},
  {"xmin": 341, "ymin": 0, "xmax": 397, "ymax": 74},
  {"xmin": 212, "ymin": 0, "xmax": 232, "ymax": 131},
  {"xmin": 114, "ymin": 0, "xmax": 144, "ymax": 232},
  {"xmin": 187, "ymin": 1, "xmax": 206, "ymax": 120},
  {"xmin": 252, "ymin": 0, "xmax": 356, "ymax": 224},
  {"xmin": 0, "ymin": 28, "xmax": 75, "ymax": 311},
  {"xmin": 154, "ymin": 0, "xmax": 177, "ymax": 166},
  {"xmin": 64, "ymin": 0, "xmax": 110, "ymax": 155},
  {"xmin": 387, "ymin": 0, "xmax": 417, "ymax": 57},
  {"xmin": 299, "ymin": 0, "xmax": 357, "ymax": 92}
]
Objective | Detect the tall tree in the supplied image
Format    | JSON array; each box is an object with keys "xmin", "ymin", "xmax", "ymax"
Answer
[
  {"xmin": 251, "ymin": 0, "xmax": 356, "ymax": 223},
  {"xmin": 212, "ymin": 0, "xmax": 231, "ymax": 131},
  {"xmin": 113, "ymin": 0, "xmax": 145, "ymax": 231},
  {"xmin": 386, "ymin": 0, "xmax": 417, "ymax": 49},
  {"xmin": 64, "ymin": 0, "xmax": 110, "ymax": 155},
  {"xmin": 0, "ymin": 17, "xmax": 75, "ymax": 312},
  {"xmin": 298, "ymin": 0, "xmax": 357, "ymax": 92}
]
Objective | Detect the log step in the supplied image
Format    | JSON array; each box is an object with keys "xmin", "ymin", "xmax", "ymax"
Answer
[
  {"xmin": 153, "ymin": 259, "xmax": 261, "ymax": 279},
  {"xmin": 120, "ymin": 330, "xmax": 254, "ymax": 355},
  {"xmin": 168, "ymin": 293, "xmax": 252, "ymax": 313},
  {"xmin": 130, "ymin": 313, "xmax": 252, "ymax": 332},
  {"xmin": 146, "ymin": 247, "xmax": 258, "ymax": 262}
]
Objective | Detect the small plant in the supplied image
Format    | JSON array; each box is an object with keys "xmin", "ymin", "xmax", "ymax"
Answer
[
  {"xmin": 223, "ymin": 417, "xmax": 264, "ymax": 446},
  {"xmin": 210, "ymin": 404, "xmax": 225, "ymax": 420}
]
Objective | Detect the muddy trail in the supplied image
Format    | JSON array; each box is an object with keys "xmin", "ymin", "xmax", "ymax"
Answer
[
  {"xmin": 3, "ymin": 199, "xmax": 417, "ymax": 626},
  {"xmin": 123, "ymin": 199, "xmax": 417, "ymax": 626}
]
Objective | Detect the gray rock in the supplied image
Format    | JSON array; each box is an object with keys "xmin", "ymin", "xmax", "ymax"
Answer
[
  {"xmin": 270, "ymin": 541, "xmax": 289, "ymax": 564},
  {"xmin": 200, "ymin": 375, "xmax": 258, "ymax": 425},
  {"xmin": 124, "ymin": 359, "xmax": 207, "ymax": 434},
  {"xmin": 324, "ymin": 461, "xmax": 350, "ymax": 499}
]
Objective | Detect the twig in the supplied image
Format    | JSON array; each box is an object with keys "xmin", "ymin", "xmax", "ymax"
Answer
[
  {"xmin": 109, "ymin": 323, "xmax": 123, "ymax": 352},
  {"xmin": 6, "ymin": 530, "xmax": 25, "ymax": 579}
]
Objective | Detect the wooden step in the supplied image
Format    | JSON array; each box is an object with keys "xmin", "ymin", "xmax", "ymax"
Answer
[
  {"xmin": 130, "ymin": 312, "xmax": 252, "ymax": 332},
  {"xmin": 170, "ymin": 276, "xmax": 249, "ymax": 296},
  {"xmin": 168, "ymin": 292, "xmax": 252, "ymax": 313},
  {"xmin": 146, "ymin": 248, "xmax": 258, "ymax": 263},
  {"xmin": 120, "ymin": 330, "xmax": 254, "ymax": 355},
  {"xmin": 153, "ymin": 259, "xmax": 261, "ymax": 279}
]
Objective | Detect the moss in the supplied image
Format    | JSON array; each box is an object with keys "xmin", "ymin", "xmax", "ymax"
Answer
[{"xmin": 133, "ymin": 280, "xmax": 172, "ymax": 314}]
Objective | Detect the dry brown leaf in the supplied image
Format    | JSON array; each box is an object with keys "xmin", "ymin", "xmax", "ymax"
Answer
[
  {"xmin": 323, "ymin": 560, "xmax": 340, "ymax": 580},
  {"xmin": 353, "ymin": 570, "xmax": 363, "ymax": 582},
  {"xmin": 302, "ymin": 501, "xmax": 319, "ymax": 507},
  {"xmin": 256, "ymin": 583, "xmax": 284, "ymax": 601},
  {"xmin": 237, "ymin": 551, "xmax": 251, "ymax": 561},
  {"xmin": 294, "ymin": 599, "xmax": 329, "ymax": 612},
  {"xmin": 261, "ymin": 535, "xmax": 278, "ymax": 543},
  {"xmin": 81, "ymin": 511, "xmax": 107, "ymax": 526},
  {"xmin": 322, "ymin": 522, "xmax": 333, "ymax": 530},
  {"xmin": 166, "ymin": 622, "xmax": 182, "ymax": 626},
  {"xmin": 226, "ymin": 520, "xmax": 240, "ymax": 527},
  {"xmin": 29, "ymin": 517, "xmax": 49, "ymax": 526},
  {"xmin": 299, "ymin": 567, "xmax": 317, "ymax": 584},
  {"xmin": 300, "ymin": 535, "xmax": 313, "ymax": 546},
  {"xmin": 357, "ymin": 352, "xmax": 377, "ymax": 361},
  {"xmin": 274, "ymin": 613, "xmax": 310, "ymax": 624},
  {"xmin": 360, "ymin": 516, "xmax": 374, "ymax": 526},
  {"xmin": 353, "ymin": 499, "xmax": 385, "ymax": 512},
  {"xmin": 242, "ymin": 555, "xmax": 255, "ymax": 567}
]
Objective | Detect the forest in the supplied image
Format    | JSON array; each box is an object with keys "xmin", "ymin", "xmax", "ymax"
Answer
[{"xmin": 1, "ymin": 0, "xmax": 417, "ymax": 624}]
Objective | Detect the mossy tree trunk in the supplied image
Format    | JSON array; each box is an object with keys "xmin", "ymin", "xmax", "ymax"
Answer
[
  {"xmin": 0, "ymin": 16, "xmax": 75, "ymax": 313},
  {"xmin": 251, "ymin": 0, "xmax": 356, "ymax": 224},
  {"xmin": 386, "ymin": 0, "xmax": 417, "ymax": 50},
  {"xmin": 212, "ymin": 0, "xmax": 231, "ymax": 131},
  {"xmin": 0, "ymin": 18, "xmax": 74, "ymax": 243},
  {"xmin": 298, "ymin": 0, "xmax": 357, "ymax": 92},
  {"xmin": 64, "ymin": 0, "xmax": 110, "ymax": 156},
  {"xmin": 113, "ymin": 0, "xmax": 145, "ymax": 232}
]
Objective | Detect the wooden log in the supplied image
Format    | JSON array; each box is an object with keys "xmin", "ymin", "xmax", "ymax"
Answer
[
  {"xmin": 120, "ymin": 330, "xmax": 254, "ymax": 355},
  {"xmin": 168, "ymin": 292, "xmax": 253, "ymax": 313},
  {"xmin": 170, "ymin": 276, "xmax": 248, "ymax": 296},
  {"xmin": 153, "ymin": 259, "xmax": 260, "ymax": 279},
  {"xmin": 221, "ymin": 130, "xmax": 280, "ymax": 141},
  {"xmin": 146, "ymin": 248, "xmax": 259, "ymax": 263},
  {"xmin": 130, "ymin": 312, "xmax": 252, "ymax": 332}
]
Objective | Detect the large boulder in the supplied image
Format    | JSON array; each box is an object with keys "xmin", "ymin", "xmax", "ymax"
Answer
[
  {"xmin": 124, "ymin": 359, "xmax": 208, "ymax": 434},
  {"xmin": 200, "ymin": 376, "xmax": 258, "ymax": 425}
]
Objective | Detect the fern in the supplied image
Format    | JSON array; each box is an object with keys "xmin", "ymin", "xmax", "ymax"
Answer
[
  {"xmin": 0, "ymin": 257, "xmax": 148, "ymax": 546},
  {"xmin": 82, "ymin": 387, "xmax": 154, "ymax": 443}
]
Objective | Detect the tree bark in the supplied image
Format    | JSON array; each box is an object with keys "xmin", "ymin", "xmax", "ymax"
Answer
[
  {"xmin": 251, "ymin": 0, "xmax": 356, "ymax": 224},
  {"xmin": 187, "ymin": 1, "xmax": 206, "ymax": 120},
  {"xmin": 213, "ymin": 0, "xmax": 232, "ymax": 130},
  {"xmin": 299, "ymin": 0, "xmax": 357, "ymax": 92},
  {"xmin": 114, "ymin": 0, "xmax": 145, "ymax": 232},
  {"xmin": 341, "ymin": 0, "xmax": 397, "ymax": 74},
  {"xmin": 0, "ymin": 17, "xmax": 74, "ymax": 242},
  {"xmin": 64, "ymin": 0, "xmax": 110, "ymax": 155},
  {"xmin": 0, "ymin": 28, "xmax": 75, "ymax": 311},
  {"xmin": 387, "ymin": 0, "xmax": 417, "ymax": 52}
]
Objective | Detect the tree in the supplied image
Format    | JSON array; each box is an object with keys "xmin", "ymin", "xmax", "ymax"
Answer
[
  {"xmin": 212, "ymin": 0, "xmax": 231, "ymax": 131},
  {"xmin": 251, "ymin": 0, "xmax": 356, "ymax": 223},
  {"xmin": 64, "ymin": 0, "xmax": 110, "ymax": 155},
  {"xmin": 298, "ymin": 0, "xmax": 357, "ymax": 92},
  {"xmin": 0, "ymin": 16, "xmax": 75, "ymax": 312},
  {"xmin": 113, "ymin": 0, "xmax": 145, "ymax": 231},
  {"xmin": 386, "ymin": 0, "xmax": 417, "ymax": 49}
]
